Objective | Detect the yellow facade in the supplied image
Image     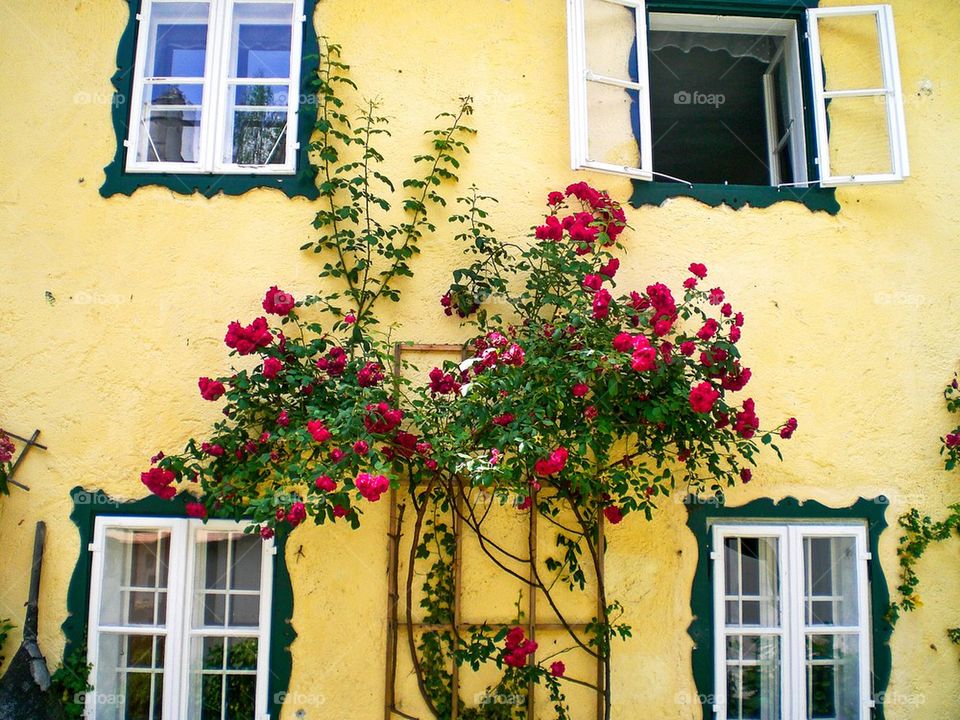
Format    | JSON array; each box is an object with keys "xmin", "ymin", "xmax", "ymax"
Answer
[{"xmin": 0, "ymin": 0, "xmax": 958, "ymax": 718}]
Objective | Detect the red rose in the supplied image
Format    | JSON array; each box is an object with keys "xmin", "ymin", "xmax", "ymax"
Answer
[
  {"xmin": 689, "ymin": 382, "xmax": 720, "ymax": 414},
  {"xmin": 141, "ymin": 467, "xmax": 176, "ymax": 500},
  {"xmin": 315, "ymin": 475, "xmax": 336, "ymax": 492},
  {"xmin": 547, "ymin": 191, "xmax": 565, "ymax": 206},
  {"xmin": 287, "ymin": 502, "xmax": 307, "ymax": 527},
  {"xmin": 572, "ymin": 383, "xmax": 589, "ymax": 398},
  {"xmin": 740, "ymin": 468, "xmax": 753, "ymax": 483},
  {"xmin": 598, "ymin": 258, "xmax": 620, "ymax": 278},
  {"xmin": 344, "ymin": 313, "xmax": 356, "ymax": 324},
  {"xmin": 584, "ymin": 405, "xmax": 598, "ymax": 421},
  {"xmin": 262, "ymin": 357, "xmax": 283, "ymax": 379},
  {"xmin": 198, "ymin": 377, "xmax": 225, "ymax": 401},
  {"xmin": 946, "ymin": 433, "xmax": 960, "ymax": 447},
  {"xmin": 277, "ymin": 410, "xmax": 290, "ymax": 428},
  {"xmin": 356, "ymin": 472, "xmax": 390, "ymax": 502},
  {"xmin": 357, "ymin": 362, "xmax": 385, "ymax": 387},
  {"xmin": 262, "ymin": 286, "xmax": 295, "ymax": 315},
  {"xmin": 721, "ymin": 303, "xmax": 732, "ymax": 317},
  {"xmin": 603, "ymin": 506, "xmax": 623, "ymax": 524},
  {"xmin": 683, "ymin": 277, "xmax": 698, "ymax": 290},
  {"xmin": 259, "ymin": 525, "xmax": 275, "ymax": 539},
  {"xmin": 592, "ymin": 289, "xmax": 612, "ymax": 320},
  {"xmin": 780, "ymin": 417, "xmax": 798, "ymax": 439},
  {"xmin": 185, "ymin": 502, "xmax": 207, "ymax": 519},
  {"xmin": 201, "ymin": 442, "xmax": 224, "ymax": 457},
  {"xmin": 729, "ymin": 326, "xmax": 742, "ymax": 343},
  {"xmin": 429, "ymin": 367, "xmax": 461, "ymax": 395},
  {"xmin": 696, "ymin": 319, "xmax": 719, "ymax": 341},
  {"xmin": 534, "ymin": 447, "xmax": 568, "ymax": 477},
  {"xmin": 353, "ymin": 440, "xmax": 369, "ymax": 456},
  {"xmin": 582, "ymin": 274, "xmax": 603, "ymax": 291},
  {"xmin": 734, "ymin": 399, "xmax": 760, "ymax": 439},
  {"xmin": 612, "ymin": 332, "xmax": 635, "ymax": 352},
  {"xmin": 225, "ymin": 317, "xmax": 273, "ymax": 355},
  {"xmin": 550, "ymin": 661, "xmax": 566, "ymax": 677},
  {"xmin": 307, "ymin": 419, "xmax": 332, "ymax": 443},
  {"xmin": 333, "ymin": 505, "xmax": 348, "ymax": 518},
  {"xmin": 709, "ymin": 288, "xmax": 725, "ymax": 305},
  {"xmin": 679, "ymin": 341, "xmax": 696, "ymax": 356},
  {"xmin": 492, "ymin": 413, "xmax": 515, "ymax": 426},
  {"xmin": 689, "ymin": 262, "xmax": 708, "ymax": 279},
  {"xmin": 534, "ymin": 215, "xmax": 563, "ymax": 241},
  {"xmin": 630, "ymin": 347, "xmax": 657, "ymax": 372}
]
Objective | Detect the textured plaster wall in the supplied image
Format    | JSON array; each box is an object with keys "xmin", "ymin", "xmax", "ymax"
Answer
[{"xmin": 0, "ymin": 0, "xmax": 958, "ymax": 718}]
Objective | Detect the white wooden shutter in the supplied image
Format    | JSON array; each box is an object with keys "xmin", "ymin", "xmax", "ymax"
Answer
[
  {"xmin": 806, "ymin": 4, "xmax": 909, "ymax": 186},
  {"xmin": 567, "ymin": 0, "xmax": 653, "ymax": 180}
]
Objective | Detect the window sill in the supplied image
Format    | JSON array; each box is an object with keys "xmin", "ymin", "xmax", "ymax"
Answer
[
  {"xmin": 629, "ymin": 180, "xmax": 839, "ymax": 214},
  {"xmin": 99, "ymin": 167, "xmax": 319, "ymax": 199}
]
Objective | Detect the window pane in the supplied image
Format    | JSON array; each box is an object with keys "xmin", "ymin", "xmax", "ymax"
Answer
[
  {"xmin": 136, "ymin": 106, "xmax": 203, "ymax": 164},
  {"xmin": 146, "ymin": 2, "xmax": 211, "ymax": 78},
  {"xmin": 192, "ymin": 637, "xmax": 258, "ymax": 720},
  {"xmin": 227, "ymin": 110, "xmax": 288, "ymax": 165},
  {"xmin": 806, "ymin": 634, "xmax": 860, "ymax": 719},
  {"xmin": 101, "ymin": 528, "xmax": 171, "ymax": 626},
  {"xmin": 229, "ymin": 594, "xmax": 260, "ymax": 626},
  {"xmin": 231, "ymin": 3, "xmax": 294, "ymax": 79},
  {"xmin": 95, "ymin": 633, "xmax": 164, "ymax": 720},
  {"xmin": 815, "ymin": 13, "xmax": 884, "ymax": 92},
  {"xmin": 725, "ymin": 635, "xmax": 780, "ymax": 720},
  {"xmin": 586, "ymin": 80, "xmax": 641, "ymax": 169},
  {"xmin": 724, "ymin": 537, "xmax": 780, "ymax": 628},
  {"xmin": 823, "ymin": 95, "xmax": 894, "ymax": 178},
  {"xmin": 227, "ymin": 638, "xmax": 258, "ymax": 670},
  {"xmin": 803, "ymin": 536, "xmax": 859, "ymax": 627},
  {"xmin": 231, "ymin": 535, "xmax": 263, "ymax": 590},
  {"xmin": 583, "ymin": 0, "xmax": 636, "ymax": 81},
  {"xmin": 225, "ymin": 674, "xmax": 257, "ymax": 720}
]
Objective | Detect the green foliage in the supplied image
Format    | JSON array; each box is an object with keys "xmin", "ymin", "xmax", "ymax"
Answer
[
  {"xmin": 50, "ymin": 645, "xmax": 92, "ymax": 719},
  {"xmin": 0, "ymin": 618, "xmax": 13, "ymax": 666}
]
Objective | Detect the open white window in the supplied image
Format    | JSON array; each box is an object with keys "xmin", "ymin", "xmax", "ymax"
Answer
[
  {"xmin": 807, "ymin": 5, "xmax": 909, "ymax": 185},
  {"xmin": 126, "ymin": 0, "xmax": 304, "ymax": 175},
  {"xmin": 85, "ymin": 517, "xmax": 274, "ymax": 719},
  {"xmin": 566, "ymin": 1, "xmax": 909, "ymax": 189},
  {"xmin": 712, "ymin": 523, "xmax": 872, "ymax": 720}
]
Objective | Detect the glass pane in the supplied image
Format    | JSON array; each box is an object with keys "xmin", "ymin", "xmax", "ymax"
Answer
[
  {"xmin": 231, "ymin": 535, "xmax": 263, "ymax": 590},
  {"xmin": 149, "ymin": 83, "xmax": 204, "ymax": 105},
  {"xmin": 203, "ymin": 593, "xmax": 227, "ymax": 626},
  {"xmin": 136, "ymin": 107, "xmax": 202, "ymax": 164},
  {"xmin": 227, "ymin": 110, "xmax": 288, "ymax": 165},
  {"xmin": 229, "ymin": 594, "xmax": 260, "ymax": 626},
  {"xmin": 584, "ymin": 0, "xmax": 636, "ymax": 81},
  {"xmin": 725, "ymin": 635, "xmax": 780, "ymax": 720},
  {"xmin": 95, "ymin": 633, "xmax": 163, "ymax": 720},
  {"xmin": 201, "ymin": 674, "xmax": 222, "ymax": 720},
  {"xmin": 816, "ymin": 13, "xmax": 884, "ymax": 92},
  {"xmin": 824, "ymin": 95, "xmax": 894, "ymax": 178},
  {"xmin": 586, "ymin": 80, "xmax": 641, "ymax": 169},
  {"xmin": 227, "ymin": 638, "xmax": 258, "ymax": 671},
  {"xmin": 201, "ymin": 636, "xmax": 225, "ymax": 670},
  {"xmin": 804, "ymin": 536, "xmax": 859, "ymax": 627},
  {"xmin": 101, "ymin": 528, "xmax": 171, "ymax": 626},
  {"xmin": 231, "ymin": 3, "xmax": 294, "ymax": 79},
  {"xmin": 233, "ymin": 84, "xmax": 289, "ymax": 107},
  {"xmin": 806, "ymin": 634, "xmax": 860, "ymax": 719},
  {"xmin": 202, "ymin": 532, "xmax": 230, "ymax": 590},
  {"xmin": 724, "ymin": 536, "xmax": 780, "ymax": 628},
  {"xmin": 146, "ymin": 2, "xmax": 210, "ymax": 78},
  {"xmin": 225, "ymin": 674, "xmax": 257, "ymax": 719}
]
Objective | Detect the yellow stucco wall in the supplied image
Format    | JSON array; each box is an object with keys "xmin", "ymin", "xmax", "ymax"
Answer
[{"xmin": 0, "ymin": 0, "xmax": 958, "ymax": 717}]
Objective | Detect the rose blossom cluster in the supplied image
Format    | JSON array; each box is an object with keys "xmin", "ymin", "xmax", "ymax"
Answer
[
  {"xmin": 502, "ymin": 626, "xmax": 538, "ymax": 668},
  {"xmin": 0, "ymin": 431, "xmax": 15, "ymax": 464}
]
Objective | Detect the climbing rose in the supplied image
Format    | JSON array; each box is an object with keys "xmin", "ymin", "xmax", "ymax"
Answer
[
  {"xmin": 683, "ymin": 277, "xmax": 698, "ymax": 290},
  {"xmin": 225, "ymin": 317, "xmax": 273, "ymax": 355},
  {"xmin": 697, "ymin": 318, "xmax": 719, "ymax": 341},
  {"xmin": 357, "ymin": 362, "xmax": 385, "ymax": 387},
  {"xmin": 599, "ymin": 257, "xmax": 619, "ymax": 278},
  {"xmin": 364, "ymin": 402, "xmax": 404, "ymax": 434},
  {"xmin": 429, "ymin": 367, "xmax": 461, "ymax": 395},
  {"xmin": 141, "ymin": 467, "xmax": 176, "ymax": 500},
  {"xmin": 740, "ymin": 468, "xmax": 753, "ymax": 483},
  {"xmin": 0, "ymin": 432, "xmax": 13, "ymax": 464},
  {"xmin": 500, "ymin": 343, "xmax": 526, "ymax": 367},
  {"xmin": 286, "ymin": 502, "xmax": 307, "ymax": 527},
  {"xmin": 315, "ymin": 475, "xmax": 336, "ymax": 492},
  {"xmin": 185, "ymin": 502, "xmax": 207, "ymax": 519},
  {"xmin": 584, "ymin": 405, "xmax": 598, "ymax": 421},
  {"xmin": 721, "ymin": 303, "xmax": 733, "ymax": 317},
  {"xmin": 316, "ymin": 347, "xmax": 347, "ymax": 376},
  {"xmin": 262, "ymin": 286, "xmax": 295, "ymax": 315},
  {"xmin": 503, "ymin": 627, "xmax": 538, "ymax": 667},
  {"xmin": 734, "ymin": 399, "xmax": 760, "ymax": 439},
  {"xmin": 260, "ymin": 526, "xmax": 275, "ymax": 539},
  {"xmin": 729, "ymin": 326, "xmax": 742, "ymax": 343},
  {"xmin": 582, "ymin": 274, "xmax": 603, "ymax": 291},
  {"xmin": 262, "ymin": 357, "xmax": 282, "ymax": 379},
  {"xmin": 534, "ymin": 447, "xmax": 569, "ymax": 477},
  {"xmin": 277, "ymin": 410, "xmax": 290, "ymax": 428},
  {"xmin": 306, "ymin": 419, "xmax": 332, "ymax": 443},
  {"xmin": 612, "ymin": 332, "xmax": 636, "ymax": 352},
  {"xmin": 604, "ymin": 506, "xmax": 624, "ymax": 524},
  {"xmin": 547, "ymin": 191, "xmax": 565, "ymax": 205},
  {"xmin": 534, "ymin": 215, "xmax": 563, "ymax": 241},
  {"xmin": 572, "ymin": 383, "xmax": 589, "ymax": 398},
  {"xmin": 550, "ymin": 661, "xmax": 566, "ymax": 677},
  {"xmin": 201, "ymin": 442, "xmax": 224, "ymax": 457},
  {"xmin": 344, "ymin": 313, "xmax": 356, "ymax": 324},
  {"xmin": 592, "ymin": 289, "xmax": 612, "ymax": 320},
  {"xmin": 198, "ymin": 377, "xmax": 225, "ymax": 401},
  {"xmin": 780, "ymin": 417, "xmax": 798, "ymax": 439},
  {"xmin": 679, "ymin": 341, "xmax": 696, "ymax": 356},
  {"xmin": 630, "ymin": 347, "xmax": 657, "ymax": 372},
  {"xmin": 356, "ymin": 473, "xmax": 390, "ymax": 502},
  {"xmin": 492, "ymin": 413, "xmax": 515, "ymax": 426},
  {"xmin": 689, "ymin": 382, "xmax": 720, "ymax": 414},
  {"xmin": 946, "ymin": 433, "xmax": 960, "ymax": 447},
  {"xmin": 689, "ymin": 262, "xmax": 708, "ymax": 279},
  {"xmin": 353, "ymin": 440, "xmax": 369, "ymax": 456},
  {"xmin": 709, "ymin": 288, "xmax": 725, "ymax": 305}
]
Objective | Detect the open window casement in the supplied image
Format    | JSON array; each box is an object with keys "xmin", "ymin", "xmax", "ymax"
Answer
[
  {"xmin": 806, "ymin": 4, "xmax": 909, "ymax": 186},
  {"xmin": 567, "ymin": 0, "xmax": 653, "ymax": 181}
]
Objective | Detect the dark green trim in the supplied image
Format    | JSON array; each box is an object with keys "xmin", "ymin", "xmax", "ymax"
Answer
[
  {"xmin": 628, "ymin": 182, "xmax": 839, "ymax": 213},
  {"xmin": 62, "ymin": 486, "xmax": 296, "ymax": 718},
  {"xmin": 100, "ymin": 0, "xmax": 320, "ymax": 199},
  {"xmin": 647, "ymin": 0, "xmax": 817, "ymax": 14},
  {"xmin": 685, "ymin": 496, "xmax": 892, "ymax": 719}
]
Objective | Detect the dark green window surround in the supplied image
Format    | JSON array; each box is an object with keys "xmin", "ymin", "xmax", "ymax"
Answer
[
  {"xmin": 100, "ymin": 0, "xmax": 320, "ymax": 199},
  {"xmin": 630, "ymin": 0, "xmax": 840, "ymax": 214},
  {"xmin": 62, "ymin": 487, "xmax": 296, "ymax": 719},
  {"xmin": 685, "ymin": 495, "xmax": 893, "ymax": 719}
]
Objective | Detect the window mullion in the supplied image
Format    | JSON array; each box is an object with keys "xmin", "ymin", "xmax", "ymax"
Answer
[
  {"xmin": 163, "ymin": 519, "xmax": 190, "ymax": 720},
  {"xmin": 856, "ymin": 529, "xmax": 873, "ymax": 719},
  {"xmin": 204, "ymin": 0, "xmax": 231, "ymax": 172},
  {"xmin": 785, "ymin": 526, "xmax": 805, "ymax": 720}
]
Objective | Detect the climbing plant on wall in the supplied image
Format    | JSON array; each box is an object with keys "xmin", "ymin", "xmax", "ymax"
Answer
[{"xmin": 142, "ymin": 40, "xmax": 797, "ymax": 718}]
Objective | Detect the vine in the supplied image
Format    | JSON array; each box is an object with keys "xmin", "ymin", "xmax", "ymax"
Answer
[{"xmin": 143, "ymin": 40, "xmax": 797, "ymax": 717}]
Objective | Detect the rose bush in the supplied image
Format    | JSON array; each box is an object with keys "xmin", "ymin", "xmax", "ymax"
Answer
[{"xmin": 140, "ymin": 40, "xmax": 796, "ymax": 718}]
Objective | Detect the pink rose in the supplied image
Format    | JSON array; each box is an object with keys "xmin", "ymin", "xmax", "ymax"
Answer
[
  {"xmin": 225, "ymin": 317, "xmax": 273, "ymax": 355},
  {"xmin": 582, "ymin": 274, "xmax": 603, "ymax": 291},
  {"xmin": 315, "ymin": 475, "xmax": 336, "ymax": 492},
  {"xmin": 696, "ymin": 319, "xmax": 719, "ymax": 341},
  {"xmin": 141, "ymin": 467, "xmax": 176, "ymax": 500},
  {"xmin": 734, "ymin": 399, "xmax": 760, "ymax": 439},
  {"xmin": 679, "ymin": 341, "xmax": 696, "ymax": 357},
  {"xmin": 262, "ymin": 286, "xmax": 295, "ymax": 315},
  {"xmin": 547, "ymin": 191, "xmax": 565, "ymax": 206},
  {"xmin": 201, "ymin": 442, "xmax": 224, "ymax": 457},
  {"xmin": 307, "ymin": 419, "xmax": 332, "ymax": 443},
  {"xmin": 630, "ymin": 347, "xmax": 657, "ymax": 372},
  {"xmin": 262, "ymin": 357, "xmax": 282, "ymax": 379},
  {"xmin": 591, "ymin": 289, "xmax": 612, "ymax": 320},
  {"xmin": 356, "ymin": 472, "xmax": 390, "ymax": 502},
  {"xmin": 598, "ymin": 258, "xmax": 620, "ymax": 278},
  {"xmin": 689, "ymin": 382, "xmax": 720, "ymax": 414},
  {"xmin": 198, "ymin": 377, "xmax": 225, "ymax": 401}
]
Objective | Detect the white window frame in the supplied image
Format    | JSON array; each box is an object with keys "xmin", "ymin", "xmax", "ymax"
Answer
[
  {"xmin": 85, "ymin": 516, "xmax": 275, "ymax": 719},
  {"xmin": 566, "ymin": 1, "xmax": 909, "ymax": 188},
  {"xmin": 125, "ymin": 0, "xmax": 305, "ymax": 176},
  {"xmin": 806, "ymin": 4, "xmax": 909, "ymax": 186},
  {"xmin": 711, "ymin": 522, "xmax": 873, "ymax": 720}
]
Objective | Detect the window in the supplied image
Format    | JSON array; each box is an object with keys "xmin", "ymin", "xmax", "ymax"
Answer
[
  {"xmin": 712, "ymin": 523, "xmax": 872, "ymax": 720},
  {"xmin": 566, "ymin": 0, "xmax": 909, "ymax": 188},
  {"xmin": 126, "ymin": 0, "xmax": 304, "ymax": 175},
  {"xmin": 84, "ymin": 517, "xmax": 274, "ymax": 719}
]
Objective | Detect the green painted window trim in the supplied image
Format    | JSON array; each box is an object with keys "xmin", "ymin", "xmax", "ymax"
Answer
[
  {"xmin": 633, "ymin": 0, "xmax": 840, "ymax": 214},
  {"xmin": 685, "ymin": 495, "xmax": 893, "ymax": 719},
  {"xmin": 62, "ymin": 486, "xmax": 296, "ymax": 719},
  {"xmin": 100, "ymin": 0, "xmax": 320, "ymax": 200}
]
